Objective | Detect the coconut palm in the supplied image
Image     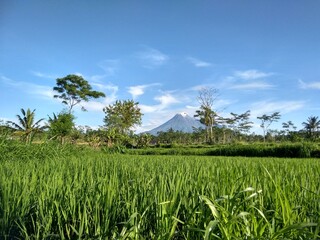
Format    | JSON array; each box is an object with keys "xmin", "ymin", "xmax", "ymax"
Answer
[
  {"xmin": 7, "ymin": 108, "xmax": 46, "ymax": 143},
  {"xmin": 302, "ymin": 116, "xmax": 320, "ymax": 139}
]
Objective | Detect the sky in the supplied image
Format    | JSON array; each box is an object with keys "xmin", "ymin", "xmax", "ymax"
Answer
[{"xmin": 1, "ymin": 0, "xmax": 320, "ymax": 134}]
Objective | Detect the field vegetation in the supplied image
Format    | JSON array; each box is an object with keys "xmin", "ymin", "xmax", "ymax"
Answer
[{"xmin": 0, "ymin": 139, "xmax": 319, "ymax": 239}]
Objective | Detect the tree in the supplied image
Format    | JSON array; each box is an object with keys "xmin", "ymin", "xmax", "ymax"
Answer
[
  {"xmin": 47, "ymin": 112, "xmax": 75, "ymax": 144},
  {"xmin": 302, "ymin": 116, "xmax": 320, "ymax": 139},
  {"xmin": 281, "ymin": 121, "xmax": 297, "ymax": 139},
  {"xmin": 53, "ymin": 74, "xmax": 106, "ymax": 113},
  {"xmin": 103, "ymin": 100, "xmax": 143, "ymax": 135},
  {"xmin": 194, "ymin": 87, "xmax": 219, "ymax": 143},
  {"xmin": 230, "ymin": 110, "xmax": 253, "ymax": 133},
  {"xmin": 7, "ymin": 108, "xmax": 46, "ymax": 143},
  {"xmin": 257, "ymin": 112, "xmax": 281, "ymax": 142}
]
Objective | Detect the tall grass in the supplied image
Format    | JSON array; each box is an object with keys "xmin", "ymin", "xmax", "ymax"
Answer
[{"xmin": 0, "ymin": 142, "xmax": 319, "ymax": 239}]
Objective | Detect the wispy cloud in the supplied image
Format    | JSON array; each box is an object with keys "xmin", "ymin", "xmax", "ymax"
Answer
[
  {"xmin": 187, "ymin": 57, "xmax": 212, "ymax": 67},
  {"xmin": 230, "ymin": 82, "xmax": 274, "ymax": 90},
  {"xmin": 299, "ymin": 79, "xmax": 320, "ymax": 89},
  {"xmin": 1, "ymin": 75, "xmax": 54, "ymax": 100},
  {"xmin": 250, "ymin": 100, "xmax": 305, "ymax": 118},
  {"xmin": 234, "ymin": 69, "xmax": 273, "ymax": 80},
  {"xmin": 137, "ymin": 47, "xmax": 169, "ymax": 68},
  {"xmin": 219, "ymin": 69, "xmax": 275, "ymax": 90},
  {"xmin": 31, "ymin": 71, "xmax": 58, "ymax": 79},
  {"xmin": 127, "ymin": 83, "xmax": 161, "ymax": 99},
  {"xmin": 97, "ymin": 59, "xmax": 120, "ymax": 77}
]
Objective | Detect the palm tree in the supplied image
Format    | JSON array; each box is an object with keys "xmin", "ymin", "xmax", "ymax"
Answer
[
  {"xmin": 7, "ymin": 108, "xmax": 46, "ymax": 143},
  {"xmin": 302, "ymin": 116, "xmax": 320, "ymax": 139}
]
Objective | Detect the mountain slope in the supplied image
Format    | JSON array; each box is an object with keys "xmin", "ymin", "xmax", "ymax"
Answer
[{"xmin": 146, "ymin": 112, "xmax": 204, "ymax": 135}]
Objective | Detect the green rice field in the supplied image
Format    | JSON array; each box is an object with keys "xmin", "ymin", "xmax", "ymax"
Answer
[{"xmin": 0, "ymin": 144, "xmax": 319, "ymax": 239}]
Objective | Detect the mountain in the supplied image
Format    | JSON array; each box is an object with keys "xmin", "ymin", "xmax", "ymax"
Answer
[{"xmin": 146, "ymin": 112, "xmax": 205, "ymax": 135}]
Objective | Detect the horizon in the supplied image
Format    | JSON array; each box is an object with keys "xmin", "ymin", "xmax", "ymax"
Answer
[{"xmin": 1, "ymin": 1, "xmax": 320, "ymax": 134}]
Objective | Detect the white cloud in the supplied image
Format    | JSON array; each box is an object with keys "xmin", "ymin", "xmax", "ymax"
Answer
[
  {"xmin": 128, "ymin": 86, "xmax": 145, "ymax": 99},
  {"xmin": 155, "ymin": 93, "xmax": 180, "ymax": 106},
  {"xmin": 127, "ymin": 83, "xmax": 160, "ymax": 99},
  {"xmin": 234, "ymin": 69, "xmax": 273, "ymax": 80},
  {"xmin": 299, "ymin": 79, "xmax": 320, "ymax": 89},
  {"xmin": 187, "ymin": 57, "xmax": 212, "ymax": 67},
  {"xmin": 230, "ymin": 82, "xmax": 274, "ymax": 90},
  {"xmin": 137, "ymin": 47, "xmax": 169, "ymax": 68},
  {"xmin": 80, "ymin": 84, "xmax": 118, "ymax": 112},
  {"xmin": 140, "ymin": 93, "xmax": 180, "ymax": 113},
  {"xmin": 250, "ymin": 100, "xmax": 305, "ymax": 118}
]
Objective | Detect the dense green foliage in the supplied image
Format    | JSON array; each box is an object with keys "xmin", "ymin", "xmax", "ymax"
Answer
[
  {"xmin": 47, "ymin": 112, "xmax": 75, "ymax": 143},
  {"xmin": 126, "ymin": 142, "xmax": 320, "ymax": 158},
  {"xmin": 0, "ymin": 141, "xmax": 319, "ymax": 239},
  {"xmin": 103, "ymin": 100, "xmax": 143, "ymax": 135}
]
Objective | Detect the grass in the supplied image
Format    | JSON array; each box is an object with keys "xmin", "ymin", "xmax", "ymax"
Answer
[{"xmin": 0, "ymin": 142, "xmax": 319, "ymax": 239}]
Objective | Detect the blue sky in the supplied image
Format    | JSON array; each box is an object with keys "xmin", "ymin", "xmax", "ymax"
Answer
[{"xmin": 1, "ymin": 0, "xmax": 320, "ymax": 133}]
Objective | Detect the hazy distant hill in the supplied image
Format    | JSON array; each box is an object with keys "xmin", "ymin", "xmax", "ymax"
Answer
[{"xmin": 146, "ymin": 112, "xmax": 205, "ymax": 135}]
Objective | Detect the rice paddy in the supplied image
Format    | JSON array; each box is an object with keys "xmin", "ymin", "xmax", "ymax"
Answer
[{"xmin": 0, "ymin": 144, "xmax": 319, "ymax": 239}]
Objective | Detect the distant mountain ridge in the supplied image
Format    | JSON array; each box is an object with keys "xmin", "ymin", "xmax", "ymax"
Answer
[{"xmin": 146, "ymin": 112, "xmax": 205, "ymax": 135}]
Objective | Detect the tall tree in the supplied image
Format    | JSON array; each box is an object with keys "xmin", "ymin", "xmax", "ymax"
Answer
[
  {"xmin": 282, "ymin": 121, "xmax": 297, "ymax": 135},
  {"xmin": 227, "ymin": 110, "xmax": 253, "ymax": 141},
  {"xmin": 103, "ymin": 100, "xmax": 143, "ymax": 135},
  {"xmin": 194, "ymin": 106, "xmax": 217, "ymax": 143},
  {"xmin": 257, "ymin": 112, "xmax": 281, "ymax": 142},
  {"xmin": 194, "ymin": 87, "xmax": 219, "ymax": 143},
  {"xmin": 53, "ymin": 74, "xmax": 106, "ymax": 113},
  {"xmin": 7, "ymin": 108, "xmax": 46, "ymax": 143},
  {"xmin": 302, "ymin": 116, "xmax": 320, "ymax": 139}
]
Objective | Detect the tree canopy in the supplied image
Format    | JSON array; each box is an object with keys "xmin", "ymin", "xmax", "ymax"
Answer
[
  {"xmin": 103, "ymin": 100, "xmax": 143, "ymax": 135},
  {"xmin": 53, "ymin": 74, "xmax": 105, "ymax": 113},
  {"xmin": 302, "ymin": 116, "xmax": 320, "ymax": 139},
  {"xmin": 47, "ymin": 112, "xmax": 75, "ymax": 143},
  {"xmin": 257, "ymin": 112, "xmax": 281, "ymax": 142}
]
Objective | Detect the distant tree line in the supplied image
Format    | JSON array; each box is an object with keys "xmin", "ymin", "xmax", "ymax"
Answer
[{"xmin": 1, "ymin": 76, "xmax": 319, "ymax": 147}]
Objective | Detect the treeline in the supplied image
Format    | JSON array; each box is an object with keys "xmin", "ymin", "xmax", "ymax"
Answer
[{"xmin": 1, "ymin": 75, "xmax": 320, "ymax": 151}]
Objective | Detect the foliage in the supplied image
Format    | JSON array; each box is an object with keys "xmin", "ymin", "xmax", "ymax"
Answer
[
  {"xmin": 103, "ymin": 100, "xmax": 142, "ymax": 135},
  {"xmin": 7, "ymin": 108, "xmax": 46, "ymax": 143},
  {"xmin": 126, "ymin": 142, "xmax": 320, "ymax": 158},
  {"xmin": 53, "ymin": 74, "xmax": 105, "ymax": 113},
  {"xmin": 194, "ymin": 87, "xmax": 219, "ymax": 143},
  {"xmin": 47, "ymin": 112, "xmax": 75, "ymax": 143},
  {"xmin": 228, "ymin": 110, "xmax": 253, "ymax": 134},
  {"xmin": 302, "ymin": 116, "xmax": 320, "ymax": 139},
  {"xmin": 257, "ymin": 112, "xmax": 281, "ymax": 142},
  {"xmin": 136, "ymin": 133, "xmax": 152, "ymax": 148},
  {"xmin": 0, "ymin": 144, "xmax": 319, "ymax": 239}
]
